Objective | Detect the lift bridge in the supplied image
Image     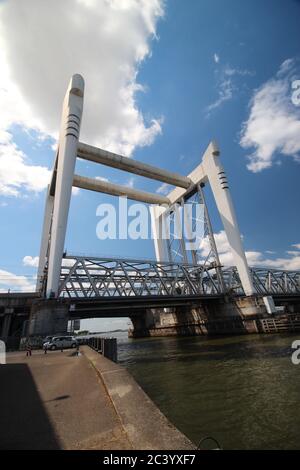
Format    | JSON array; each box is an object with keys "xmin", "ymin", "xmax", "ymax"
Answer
[{"xmin": 2, "ymin": 74, "xmax": 300, "ymax": 342}]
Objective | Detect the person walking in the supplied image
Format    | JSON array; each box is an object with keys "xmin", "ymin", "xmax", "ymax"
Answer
[{"xmin": 26, "ymin": 341, "xmax": 32, "ymax": 357}]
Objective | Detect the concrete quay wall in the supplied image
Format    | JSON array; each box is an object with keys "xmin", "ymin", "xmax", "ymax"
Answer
[{"xmin": 81, "ymin": 346, "xmax": 195, "ymax": 450}]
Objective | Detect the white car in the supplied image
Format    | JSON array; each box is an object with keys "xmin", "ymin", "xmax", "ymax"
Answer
[{"xmin": 43, "ymin": 336, "xmax": 78, "ymax": 351}]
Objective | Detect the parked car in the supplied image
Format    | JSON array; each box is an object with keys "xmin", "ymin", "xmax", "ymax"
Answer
[
  {"xmin": 43, "ymin": 336, "xmax": 78, "ymax": 351},
  {"xmin": 43, "ymin": 335, "xmax": 54, "ymax": 345}
]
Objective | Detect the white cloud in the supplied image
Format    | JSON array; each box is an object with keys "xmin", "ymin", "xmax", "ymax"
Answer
[
  {"xmin": 22, "ymin": 257, "xmax": 80, "ymax": 277},
  {"xmin": 0, "ymin": 0, "xmax": 164, "ymax": 190},
  {"xmin": 72, "ymin": 187, "xmax": 81, "ymax": 196},
  {"xmin": 0, "ymin": 131, "xmax": 51, "ymax": 196},
  {"xmin": 23, "ymin": 256, "xmax": 39, "ymax": 268},
  {"xmin": 206, "ymin": 65, "xmax": 253, "ymax": 115},
  {"xmin": 224, "ymin": 66, "xmax": 253, "ymax": 77},
  {"xmin": 213, "ymin": 53, "xmax": 220, "ymax": 64},
  {"xmin": 240, "ymin": 58, "xmax": 300, "ymax": 172},
  {"xmin": 260, "ymin": 254, "xmax": 300, "ymax": 271},
  {"xmin": 206, "ymin": 77, "xmax": 233, "ymax": 113},
  {"xmin": 293, "ymin": 244, "xmax": 300, "ymax": 250},
  {"xmin": 199, "ymin": 230, "xmax": 300, "ymax": 270},
  {"xmin": 156, "ymin": 182, "xmax": 171, "ymax": 195},
  {"xmin": 0, "ymin": 268, "xmax": 36, "ymax": 292}
]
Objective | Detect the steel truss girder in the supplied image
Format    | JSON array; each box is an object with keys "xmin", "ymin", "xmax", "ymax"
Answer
[
  {"xmin": 222, "ymin": 266, "xmax": 300, "ymax": 296},
  {"xmin": 58, "ymin": 255, "xmax": 223, "ymax": 298},
  {"xmin": 54, "ymin": 256, "xmax": 300, "ymax": 299}
]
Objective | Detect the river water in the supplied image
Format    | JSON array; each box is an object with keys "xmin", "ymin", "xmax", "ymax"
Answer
[{"xmin": 112, "ymin": 332, "xmax": 300, "ymax": 450}]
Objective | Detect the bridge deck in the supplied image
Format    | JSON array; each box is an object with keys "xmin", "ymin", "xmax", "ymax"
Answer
[{"xmin": 67, "ymin": 293, "xmax": 223, "ymax": 318}]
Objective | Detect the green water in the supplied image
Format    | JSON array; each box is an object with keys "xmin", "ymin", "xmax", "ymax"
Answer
[{"xmin": 116, "ymin": 333, "xmax": 300, "ymax": 450}]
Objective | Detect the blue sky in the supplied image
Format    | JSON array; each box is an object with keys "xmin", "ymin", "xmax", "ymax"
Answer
[{"xmin": 0, "ymin": 0, "xmax": 300, "ymax": 330}]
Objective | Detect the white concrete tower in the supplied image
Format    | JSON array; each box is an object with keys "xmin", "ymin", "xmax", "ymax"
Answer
[
  {"xmin": 150, "ymin": 205, "xmax": 170, "ymax": 263},
  {"xmin": 46, "ymin": 74, "xmax": 84, "ymax": 297},
  {"xmin": 151, "ymin": 141, "xmax": 255, "ymax": 296},
  {"xmin": 202, "ymin": 142, "xmax": 255, "ymax": 296}
]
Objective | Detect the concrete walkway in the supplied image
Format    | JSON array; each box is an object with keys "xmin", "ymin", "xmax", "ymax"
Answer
[
  {"xmin": 1, "ymin": 350, "xmax": 131, "ymax": 449},
  {"xmin": 1, "ymin": 347, "xmax": 194, "ymax": 450}
]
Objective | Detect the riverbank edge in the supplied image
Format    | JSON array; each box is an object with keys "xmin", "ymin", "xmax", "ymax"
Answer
[{"xmin": 81, "ymin": 346, "xmax": 195, "ymax": 450}]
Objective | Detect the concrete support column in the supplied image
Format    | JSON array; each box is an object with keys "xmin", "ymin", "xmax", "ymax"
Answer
[
  {"xmin": 29, "ymin": 300, "xmax": 69, "ymax": 337},
  {"xmin": 202, "ymin": 142, "xmax": 255, "ymax": 296},
  {"xmin": 1, "ymin": 314, "xmax": 12, "ymax": 340},
  {"xmin": 129, "ymin": 311, "xmax": 156, "ymax": 337},
  {"xmin": 36, "ymin": 186, "xmax": 54, "ymax": 293},
  {"xmin": 150, "ymin": 205, "xmax": 169, "ymax": 262},
  {"xmin": 46, "ymin": 75, "xmax": 84, "ymax": 297}
]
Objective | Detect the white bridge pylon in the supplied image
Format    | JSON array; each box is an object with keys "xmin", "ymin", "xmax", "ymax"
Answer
[{"xmin": 37, "ymin": 74, "xmax": 255, "ymax": 298}]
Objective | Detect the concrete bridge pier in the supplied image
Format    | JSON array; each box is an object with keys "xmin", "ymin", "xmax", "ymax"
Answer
[
  {"xmin": 1, "ymin": 312, "xmax": 12, "ymax": 339},
  {"xmin": 129, "ymin": 310, "xmax": 158, "ymax": 337},
  {"xmin": 129, "ymin": 295, "xmax": 272, "ymax": 338},
  {"xmin": 28, "ymin": 300, "xmax": 69, "ymax": 338}
]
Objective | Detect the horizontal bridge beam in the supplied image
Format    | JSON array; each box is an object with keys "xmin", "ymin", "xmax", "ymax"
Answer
[
  {"xmin": 77, "ymin": 142, "xmax": 192, "ymax": 189},
  {"xmin": 73, "ymin": 174, "xmax": 171, "ymax": 205},
  {"xmin": 68, "ymin": 295, "xmax": 223, "ymax": 318}
]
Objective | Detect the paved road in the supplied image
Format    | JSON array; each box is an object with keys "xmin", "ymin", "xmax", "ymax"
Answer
[{"xmin": 1, "ymin": 350, "xmax": 132, "ymax": 450}]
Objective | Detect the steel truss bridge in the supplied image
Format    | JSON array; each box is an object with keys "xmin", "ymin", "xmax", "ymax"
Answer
[{"xmin": 50, "ymin": 255, "xmax": 300, "ymax": 301}]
